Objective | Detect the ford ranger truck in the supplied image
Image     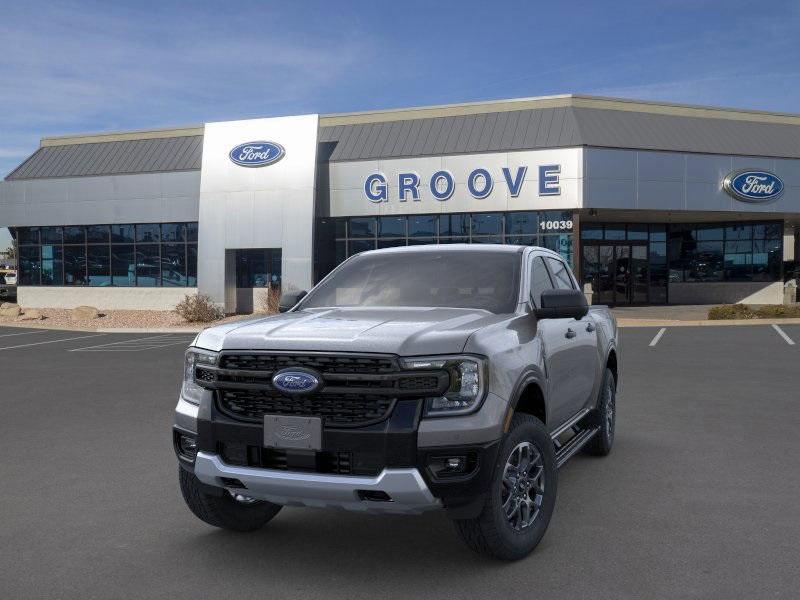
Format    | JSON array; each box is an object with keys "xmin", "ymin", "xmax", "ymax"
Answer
[{"xmin": 174, "ymin": 245, "xmax": 619, "ymax": 560}]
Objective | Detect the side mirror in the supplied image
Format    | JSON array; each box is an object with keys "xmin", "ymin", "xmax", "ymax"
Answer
[
  {"xmin": 534, "ymin": 289, "xmax": 589, "ymax": 320},
  {"xmin": 278, "ymin": 290, "xmax": 307, "ymax": 313}
]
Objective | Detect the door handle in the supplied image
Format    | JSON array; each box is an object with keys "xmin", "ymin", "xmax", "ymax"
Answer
[
  {"xmin": 585, "ymin": 322, "xmax": 596, "ymax": 333},
  {"xmin": 565, "ymin": 328, "xmax": 577, "ymax": 339}
]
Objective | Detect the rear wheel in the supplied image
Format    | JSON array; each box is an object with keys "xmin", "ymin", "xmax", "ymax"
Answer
[
  {"xmin": 585, "ymin": 368, "xmax": 616, "ymax": 456},
  {"xmin": 179, "ymin": 468, "xmax": 282, "ymax": 532},
  {"xmin": 453, "ymin": 414, "xmax": 557, "ymax": 560}
]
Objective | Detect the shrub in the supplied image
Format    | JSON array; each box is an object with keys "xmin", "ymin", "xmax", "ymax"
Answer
[
  {"xmin": 707, "ymin": 304, "xmax": 757, "ymax": 320},
  {"xmin": 708, "ymin": 303, "xmax": 800, "ymax": 320},
  {"xmin": 255, "ymin": 283, "xmax": 282, "ymax": 314},
  {"xmin": 754, "ymin": 304, "xmax": 800, "ymax": 318},
  {"xmin": 175, "ymin": 294, "xmax": 223, "ymax": 322}
]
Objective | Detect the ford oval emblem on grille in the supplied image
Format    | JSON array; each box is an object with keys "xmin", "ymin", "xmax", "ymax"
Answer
[{"xmin": 272, "ymin": 369, "xmax": 321, "ymax": 395}]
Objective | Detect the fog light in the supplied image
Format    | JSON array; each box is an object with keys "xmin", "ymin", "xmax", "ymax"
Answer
[
  {"xmin": 445, "ymin": 457, "xmax": 466, "ymax": 472},
  {"xmin": 178, "ymin": 435, "xmax": 197, "ymax": 460}
]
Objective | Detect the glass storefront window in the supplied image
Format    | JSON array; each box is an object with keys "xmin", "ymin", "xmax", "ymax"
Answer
[
  {"xmin": 604, "ymin": 224, "xmax": 626, "ymax": 240},
  {"xmin": 41, "ymin": 227, "xmax": 63, "ymax": 244},
  {"xmin": 162, "ymin": 244, "xmax": 187, "ymax": 286},
  {"xmin": 506, "ymin": 212, "xmax": 537, "ymax": 235},
  {"xmin": 378, "ymin": 216, "xmax": 405, "ymax": 237},
  {"xmin": 41, "ymin": 245, "xmax": 63, "ymax": 286},
  {"xmin": 471, "ymin": 213, "xmax": 502, "ymax": 236},
  {"xmin": 409, "ymin": 215, "xmax": 437, "ymax": 237},
  {"xmin": 111, "ymin": 224, "xmax": 135, "ymax": 243},
  {"xmin": 14, "ymin": 222, "xmax": 198, "ymax": 288},
  {"xmin": 378, "ymin": 238, "xmax": 406, "ymax": 249},
  {"xmin": 440, "ymin": 214, "xmax": 469, "ymax": 237},
  {"xmin": 581, "ymin": 224, "xmax": 603, "ymax": 240},
  {"xmin": 87, "ymin": 245, "xmax": 111, "ymax": 286},
  {"xmin": 349, "ymin": 217, "xmax": 376, "ymax": 238},
  {"xmin": 111, "ymin": 245, "xmax": 136, "ymax": 286},
  {"xmin": 64, "ymin": 246, "xmax": 87, "ymax": 285},
  {"xmin": 136, "ymin": 245, "xmax": 160, "ymax": 286},
  {"xmin": 64, "ymin": 226, "xmax": 85, "ymax": 244},
  {"xmin": 136, "ymin": 224, "xmax": 161, "ymax": 243},
  {"xmin": 86, "ymin": 225, "xmax": 109, "ymax": 244}
]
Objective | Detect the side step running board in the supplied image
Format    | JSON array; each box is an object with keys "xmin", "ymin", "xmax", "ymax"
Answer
[{"xmin": 555, "ymin": 426, "xmax": 600, "ymax": 468}]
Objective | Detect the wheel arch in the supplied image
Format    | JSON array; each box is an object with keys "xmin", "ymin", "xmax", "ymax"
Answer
[{"xmin": 505, "ymin": 374, "xmax": 547, "ymax": 432}]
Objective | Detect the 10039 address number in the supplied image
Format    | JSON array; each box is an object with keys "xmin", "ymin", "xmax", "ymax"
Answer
[{"xmin": 539, "ymin": 220, "xmax": 573, "ymax": 232}]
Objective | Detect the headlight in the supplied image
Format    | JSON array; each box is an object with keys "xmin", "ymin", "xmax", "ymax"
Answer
[
  {"xmin": 400, "ymin": 356, "xmax": 487, "ymax": 417},
  {"xmin": 181, "ymin": 348, "xmax": 218, "ymax": 405}
]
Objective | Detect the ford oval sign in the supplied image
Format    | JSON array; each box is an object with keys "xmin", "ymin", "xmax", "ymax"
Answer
[
  {"xmin": 723, "ymin": 169, "xmax": 784, "ymax": 203},
  {"xmin": 229, "ymin": 141, "xmax": 285, "ymax": 167},
  {"xmin": 272, "ymin": 369, "xmax": 320, "ymax": 395}
]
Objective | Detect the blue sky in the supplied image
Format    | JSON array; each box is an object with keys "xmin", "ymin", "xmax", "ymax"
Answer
[{"xmin": 1, "ymin": 0, "xmax": 800, "ymax": 249}]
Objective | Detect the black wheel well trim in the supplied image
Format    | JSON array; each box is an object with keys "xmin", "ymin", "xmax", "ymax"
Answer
[
  {"xmin": 504, "ymin": 371, "xmax": 548, "ymax": 432},
  {"xmin": 605, "ymin": 345, "xmax": 618, "ymax": 384}
]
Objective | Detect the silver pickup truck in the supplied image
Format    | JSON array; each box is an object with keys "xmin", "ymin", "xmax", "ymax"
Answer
[{"xmin": 174, "ymin": 245, "xmax": 619, "ymax": 560}]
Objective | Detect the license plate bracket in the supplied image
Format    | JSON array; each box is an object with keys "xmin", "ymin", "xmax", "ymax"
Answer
[{"xmin": 263, "ymin": 415, "xmax": 322, "ymax": 451}]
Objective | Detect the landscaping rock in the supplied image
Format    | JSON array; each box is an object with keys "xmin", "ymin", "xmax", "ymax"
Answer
[
  {"xmin": 0, "ymin": 305, "xmax": 22, "ymax": 317},
  {"xmin": 72, "ymin": 305, "xmax": 100, "ymax": 320},
  {"xmin": 17, "ymin": 309, "xmax": 43, "ymax": 321},
  {"xmin": 1, "ymin": 302, "xmax": 19, "ymax": 309}
]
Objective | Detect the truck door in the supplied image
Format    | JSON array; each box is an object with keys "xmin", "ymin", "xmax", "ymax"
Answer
[{"xmin": 536, "ymin": 256, "xmax": 599, "ymax": 427}]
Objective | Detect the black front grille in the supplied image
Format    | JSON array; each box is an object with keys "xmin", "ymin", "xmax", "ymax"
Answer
[
  {"xmin": 218, "ymin": 389, "xmax": 395, "ymax": 427},
  {"xmin": 220, "ymin": 353, "xmax": 397, "ymax": 374},
  {"xmin": 219, "ymin": 442, "xmax": 358, "ymax": 475}
]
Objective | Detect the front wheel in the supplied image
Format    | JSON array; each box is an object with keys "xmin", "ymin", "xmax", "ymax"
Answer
[
  {"xmin": 584, "ymin": 368, "xmax": 616, "ymax": 456},
  {"xmin": 453, "ymin": 414, "xmax": 557, "ymax": 560},
  {"xmin": 179, "ymin": 468, "xmax": 282, "ymax": 532}
]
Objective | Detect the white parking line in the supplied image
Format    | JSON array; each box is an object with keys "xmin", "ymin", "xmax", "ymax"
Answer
[
  {"xmin": 771, "ymin": 324, "xmax": 796, "ymax": 346},
  {"xmin": 0, "ymin": 330, "xmax": 49, "ymax": 339},
  {"xmin": 649, "ymin": 327, "xmax": 667, "ymax": 347},
  {"xmin": 0, "ymin": 333, "xmax": 106, "ymax": 351},
  {"xmin": 69, "ymin": 334, "xmax": 194, "ymax": 352}
]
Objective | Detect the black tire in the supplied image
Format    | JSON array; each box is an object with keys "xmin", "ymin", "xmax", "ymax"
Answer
[
  {"xmin": 179, "ymin": 468, "xmax": 282, "ymax": 532},
  {"xmin": 585, "ymin": 368, "xmax": 616, "ymax": 456},
  {"xmin": 453, "ymin": 414, "xmax": 557, "ymax": 561}
]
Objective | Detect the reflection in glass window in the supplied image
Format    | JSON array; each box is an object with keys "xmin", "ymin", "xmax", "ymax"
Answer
[
  {"xmin": 64, "ymin": 226, "xmax": 85, "ymax": 244},
  {"xmin": 87, "ymin": 245, "xmax": 111, "ymax": 286},
  {"xmin": 349, "ymin": 218, "xmax": 376, "ymax": 238},
  {"xmin": 187, "ymin": 246, "xmax": 198, "ymax": 286},
  {"xmin": 112, "ymin": 245, "xmax": 136, "ymax": 286},
  {"xmin": 349, "ymin": 239, "xmax": 375, "ymax": 256},
  {"xmin": 64, "ymin": 246, "xmax": 87, "ymax": 285},
  {"xmin": 471, "ymin": 213, "xmax": 502, "ymax": 236},
  {"xmin": 41, "ymin": 227, "xmax": 63, "ymax": 244},
  {"xmin": 19, "ymin": 246, "xmax": 40, "ymax": 285},
  {"xmin": 409, "ymin": 215, "xmax": 437, "ymax": 237},
  {"xmin": 161, "ymin": 223, "xmax": 185, "ymax": 243},
  {"xmin": 440, "ymin": 214, "xmax": 469, "ymax": 237},
  {"xmin": 378, "ymin": 216, "xmax": 405, "ymax": 238},
  {"xmin": 41, "ymin": 245, "xmax": 63, "ymax": 285},
  {"xmin": 545, "ymin": 257, "xmax": 575, "ymax": 290},
  {"xmin": 136, "ymin": 245, "xmax": 160, "ymax": 286},
  {"xmin": 18, "ymin": 227, "xmax": 40, "ymax": 245},
  {"xmin": 86, "ymin": 225, "xmax": 109, "ymax": 244},
  {"xmin": 111, "ymin": 224, "xmax": 135, "ymax": 243},
  {"xmin": 507, "ymin": 212, "xmax": 537, "ymax": 235},
  {"xmin": 162, "ymin": 244, "xmax": 187, "ymax": 286},
  {"xmin": 136, "ymin": 224, "xmax": 161, "ymax": 243},
  {"xmin": 581, "ymin": 224, "xmax": 603, "ymax": 240}
]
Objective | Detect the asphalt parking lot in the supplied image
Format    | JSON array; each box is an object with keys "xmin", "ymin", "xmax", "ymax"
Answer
[{"xmin": 1, "ymin": 324, "xmax": 799, "ymax": 600}]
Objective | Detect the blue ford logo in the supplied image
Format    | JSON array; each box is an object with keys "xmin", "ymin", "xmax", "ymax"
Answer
[
  {"xmin": 229, "ymin": 141, "xmax": 285, "ymax": 167},
  {"xmin": 723, "ymin": 170, "xmax": 784, "ymax": 203},
  {"xmin": 272, "ymin": 369, "xmax": 320, "ymax": 394}
]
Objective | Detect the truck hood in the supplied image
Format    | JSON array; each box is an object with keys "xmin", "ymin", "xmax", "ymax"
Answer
[{"xmin": 193, "ymin": 307, "xmax": 506, "ymax": 356}]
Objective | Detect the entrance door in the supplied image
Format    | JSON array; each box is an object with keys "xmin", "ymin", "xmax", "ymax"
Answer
[{"xmin": 582, "ymin": 243, "xmax": 648, "ymax": 305}]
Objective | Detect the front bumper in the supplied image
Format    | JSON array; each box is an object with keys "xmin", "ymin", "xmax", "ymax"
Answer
[
  {"xmin": 194, "ymin": 451, "xmax": 440, "ymax": 514},
  {"xmin": 174, "ymin": 391, "xmax": 502, "ymax": 517}
]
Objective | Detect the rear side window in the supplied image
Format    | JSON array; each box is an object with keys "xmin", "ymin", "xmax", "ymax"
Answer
[
  {"xmin": 545, "ymin": 257, "xmax": 575, "ymax": 290},
  {"xmin": 530, "ymin": 256, "xmax": 555, "ymax": 307}
]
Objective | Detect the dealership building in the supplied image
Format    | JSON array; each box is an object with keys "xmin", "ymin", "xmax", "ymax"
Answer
[{"xmin": 0, "ymin": 94, "xmax": 798, "ymax": 311}]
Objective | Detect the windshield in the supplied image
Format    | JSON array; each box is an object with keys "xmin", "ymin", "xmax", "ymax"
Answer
[{"xmin": 299, "ymin": 249, "xmax": 521, "ymax": 314}]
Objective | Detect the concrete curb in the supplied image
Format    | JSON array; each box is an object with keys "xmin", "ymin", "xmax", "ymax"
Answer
[{"xmin": 618, "ymin": 318, "xmax": 800, "ymax": 328}]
